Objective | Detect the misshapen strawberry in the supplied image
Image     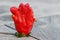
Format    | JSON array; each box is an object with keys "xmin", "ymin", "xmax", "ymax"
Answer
[{"xmin": 10, "ymin": 3, "xmax": 36, "ymax": 37}]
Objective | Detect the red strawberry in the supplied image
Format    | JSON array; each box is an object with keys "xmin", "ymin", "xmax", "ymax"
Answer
[{"xmin": 10, "ymin": 3, "xmax": 36, "ymax": 37}]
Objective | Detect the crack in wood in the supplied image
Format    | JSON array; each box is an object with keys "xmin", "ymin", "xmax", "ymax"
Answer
[{"xmin": 4, "ymin": 24, "xmax": 40, "ymax": 40}]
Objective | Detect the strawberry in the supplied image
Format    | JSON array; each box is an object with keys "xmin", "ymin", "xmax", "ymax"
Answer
[{"xmin": 10, "ymin": 3, "xmax": 36, "ymax": 37}]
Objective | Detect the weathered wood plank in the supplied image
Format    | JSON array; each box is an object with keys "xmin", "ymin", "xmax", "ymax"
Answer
[{"xmin": 0, "ymin": 34, "xmax": 36, "ymax": 40}]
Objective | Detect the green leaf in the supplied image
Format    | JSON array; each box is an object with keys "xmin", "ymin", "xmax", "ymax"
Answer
[
  {"xmin": 15, "ymin": 32, "xmax": 26, "ymax": 37},
  {"xmin": 15, "ymin": 32, "xmax": 21, "ymax": 37}
]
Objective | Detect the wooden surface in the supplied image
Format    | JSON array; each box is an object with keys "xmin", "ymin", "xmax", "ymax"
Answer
[{"xmin": 0, "ymin": 34, "xmax": 36, "ymax": 40}]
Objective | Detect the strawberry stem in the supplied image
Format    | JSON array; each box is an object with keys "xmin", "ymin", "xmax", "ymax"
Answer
[{"xmin": 15, "ymin": 32, "xmax": 27, "ymax": 37}]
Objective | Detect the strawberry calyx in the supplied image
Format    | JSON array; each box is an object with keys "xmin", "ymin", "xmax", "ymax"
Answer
[{"xmin": 15, "ymin": 32, "xmax": 30, "ymax": 37}]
